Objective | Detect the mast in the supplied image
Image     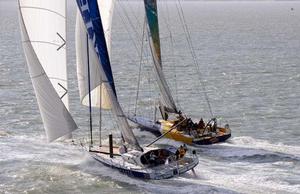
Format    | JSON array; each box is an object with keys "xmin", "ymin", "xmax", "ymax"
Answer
[
  {"xmin": 75, "ymin": 1, "xmax": 115, "ymax": 111},
  {"xmin": 87, "ymin": 33, "xmax": 93, "ymax": 147},
  {"xmin": 76, "ymin": 0, "xmax": 142, "ymax": 151},
  {"xmin": 143, "ymin": 0, "xmax": 178, "ymax": 116},
  {"xmin": 99, "ymin": 80, "xmax": 102, "ymax": 147},
  {"xmin": 75, "ymin": 1, "xmax": 115, "ymax": 148}
]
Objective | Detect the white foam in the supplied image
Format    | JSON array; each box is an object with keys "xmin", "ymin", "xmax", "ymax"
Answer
[
  {"xmin": 0, "ymin": 130, "xmax": 10, "ymax": 137},
  {"xmin": 2, "ymin": 133, "xmax": 299, "ymax": 193},
  {"xmin": 225, "ymin": 136, "xmax": 300, "ymax": 158}
]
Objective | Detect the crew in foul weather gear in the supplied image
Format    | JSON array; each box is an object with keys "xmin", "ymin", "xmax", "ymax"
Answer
[
  {"xmin": 176, "ymin": 145, "xmax": 187, "ymax": 159},
  {"xmin": 198, "ymin": 118, "xmax": 205, "ymax": 129}
]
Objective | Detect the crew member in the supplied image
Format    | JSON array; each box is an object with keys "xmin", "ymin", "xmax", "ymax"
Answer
[
  {"xmin": 176, "ymin": 145, "xmax": 187, "ymax": 159},
  {"xmin": 198, "ymin": 118, "xmax": 205, "ymax": 129}
]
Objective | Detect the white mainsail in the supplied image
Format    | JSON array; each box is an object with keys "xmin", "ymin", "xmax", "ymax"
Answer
[
  {"xmin": 144, "ymin": 0, "xmax": 178, "ymax": 114},
  {"xmin": 18, "ymin": 0, "xmax": 77, "ymax": 142},
  {"xmin": 76, "ymin": 0, "xmax": 115, "ymax": 109}
]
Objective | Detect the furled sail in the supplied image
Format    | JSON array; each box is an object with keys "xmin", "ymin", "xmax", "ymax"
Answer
[
  {"xmin": 144, "ymin": 0, "xmax": 178, "ymax": 114},
  {"xmin": 76, "ymin": 0, "xmax": 142, "ymax": 151},
  {"xmin": 18, "ymin": 0, "xmax": 77, "ymax": 142},
  {"xmin": 76, "ymin": 0, "xmax": 115, "ymax": 109}
]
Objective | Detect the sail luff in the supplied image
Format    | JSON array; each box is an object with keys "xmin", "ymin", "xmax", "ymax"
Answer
[
  {"xmin": 18, "ymin": 0, "xmax": 77, "ymax": 142},
  {"xmin": 76, "ymin": 0, "xmax": 142, "ymax": 151},
  {"xmin": 144, "ymin": 0, "xmax": 178, "ymax": 114}
]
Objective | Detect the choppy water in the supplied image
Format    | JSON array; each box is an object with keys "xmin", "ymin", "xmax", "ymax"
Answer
[{"xmin": 1, "ymin": 1, "xmax": 300, "ymax": 193}]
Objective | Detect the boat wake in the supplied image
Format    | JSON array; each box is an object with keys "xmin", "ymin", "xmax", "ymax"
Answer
[
  {"xmin": 78, "ymin": 156, "xmax": 237, "ymax": 194},
  {"xmin": 179, "ymin": 136, "xmax": 300, "ymax": 194},
  {"xmin": 1, "ymin": 133, "xmax": 299, "ymax": 193},
  {"xmin": 75, "ymin": 135, "xmax": 299, "ymax": 193},
  {"xmin": 197, "ymin": 136, "xmax": 300, "ymax": 162},
  {"xmin": 227, "ymin": 136, "xmax": 300, "ymax": 157}
]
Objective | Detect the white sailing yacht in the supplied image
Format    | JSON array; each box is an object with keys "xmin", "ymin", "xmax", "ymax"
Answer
[
  {"xmin": 18, "ymin": 0, "xmax": 198, "ymax": 179},
  {"xmin": 129, "ymin": 0, "xmax": 231, "ymax": 145}
]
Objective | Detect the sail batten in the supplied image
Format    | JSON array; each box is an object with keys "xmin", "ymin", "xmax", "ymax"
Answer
[
  {"xmin": 144, "ymin": 0, "xmax": 178, "ymax": 114},
  {"xmin": 20, "ymin": 7, "xmax": 65, "ymax": 18},
  {"xmin": 76, "ymin": 0, "xmax": 142, "ymax": 151},
  {"xmin": 18, "ymin": 0, "xmax": 77, "ymax": 142}
]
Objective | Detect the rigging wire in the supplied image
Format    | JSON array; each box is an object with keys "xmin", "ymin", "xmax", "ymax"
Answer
[
  {"xmin": 125, "ymin": 0, "xmax": 143, "ymax": 27},
  {"xmin": 175, "ymin": 0, "xmax": 214, "ymax": 117},
  {"xmin": 145, "ymin": 36, "xmax": 156, "ymax": 119},
  {"xmin": 116, "ymin": 7, "xmax": 139, "ymax": 57},
  {"xmin": 162, "ymin": 1, "xmax": 181, "ymax": 110},
  {"xmin": 115, "ymin": 1, "xmax": 146, "ymax": 115},
  {"xmin": 117, "ymin": 1, "xmax": 155, "ymax": 118},
  {"xmin": 146, "ymin": 118, "xmax": 187, "ymax": 147},
  {"xmin": 117, "ymin": 0, "xmax": 143, "ymax": 52},
  {"xmin": 134, "ymin": 17, "xmax": 146, "ymax": 115}
]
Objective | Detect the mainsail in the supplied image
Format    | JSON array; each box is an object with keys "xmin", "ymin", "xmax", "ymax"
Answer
[
  {"xmin": 144, "ymin": 0, "xmax": 178, "ymax": 114},
  {"xmin": 76, "ymin": 0, "xmax": 115, "ymax": 109},
  {"xmin": 18, "ymin": 0, "xmax": 77, "ymax": 142},
  {"xmin": 76, "ymin": 0, "xmax": 142, "ymax": 151}
]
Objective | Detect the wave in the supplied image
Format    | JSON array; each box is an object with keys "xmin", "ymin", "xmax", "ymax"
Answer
[
  {"xmin": 2, "ymin": 133, "xmax": 299, "ymax": 193},
  {"xmin": 191, "ymin": 136, "xmax": 300, "ymax": 165},
  {"xmin": 225, "ymin": 136, "xmax": 300, "ymax": 158},
  {"xmin": 228, "ymin": 136, "xmax": 300, "ymax": 155},
  {"xmin": 0, "ymin": 130, "xmax": 11, "ymax": 137},
  {"xmin": 78, "ymin": 156, "xmax": 237, "ymax": 194}
]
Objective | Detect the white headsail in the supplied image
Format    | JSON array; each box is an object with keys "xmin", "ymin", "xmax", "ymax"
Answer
[
  {"xmin": 18, "ymin": 0, "xmax": 77, "ymax": 142},
  {"xmin": 76, "ymin": 0, "xmax": 115, "ymax": 109}
]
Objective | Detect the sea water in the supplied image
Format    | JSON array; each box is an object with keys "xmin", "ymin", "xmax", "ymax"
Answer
[{"xmin": 0, "ymin": 1, "xmax": 299, "ymax": 193}]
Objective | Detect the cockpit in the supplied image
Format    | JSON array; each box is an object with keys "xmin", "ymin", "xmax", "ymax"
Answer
[{"xmin": 140, "ymin": 148, "xmax": 175, "ymax": 166}]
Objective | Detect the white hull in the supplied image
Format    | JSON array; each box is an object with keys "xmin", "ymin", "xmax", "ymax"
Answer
[
  {"xmin": 128, "ymin": 116, "xmax": 162, "ymax": 135},
  {"xmin": 84, "ymin": 145, "xmax": 198, "ymax": 179}
]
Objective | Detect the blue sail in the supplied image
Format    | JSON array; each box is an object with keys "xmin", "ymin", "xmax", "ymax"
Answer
[
  {"xmin": 76, "ymin": 0, "xmax": 142, "ymax": 151},
  {"xmin": 76, "ymin": 0, "xmax": 116, "ymax": 95}
]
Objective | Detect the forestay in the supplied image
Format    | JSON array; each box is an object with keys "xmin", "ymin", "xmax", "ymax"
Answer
[
  {"xmin": 76, "ymin": 0, "xmax": 115, "ymax": 109},
  {"xmin": 76, "ymin": 0, "xmax": 142, "ymax": 151},
  {"xmin": 144, "ymin": 0, "xmax": 178, "ymax": 114},
  {"xmin": 18, "ymin": 0, "xmax": 77, "ymax": 142}
]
